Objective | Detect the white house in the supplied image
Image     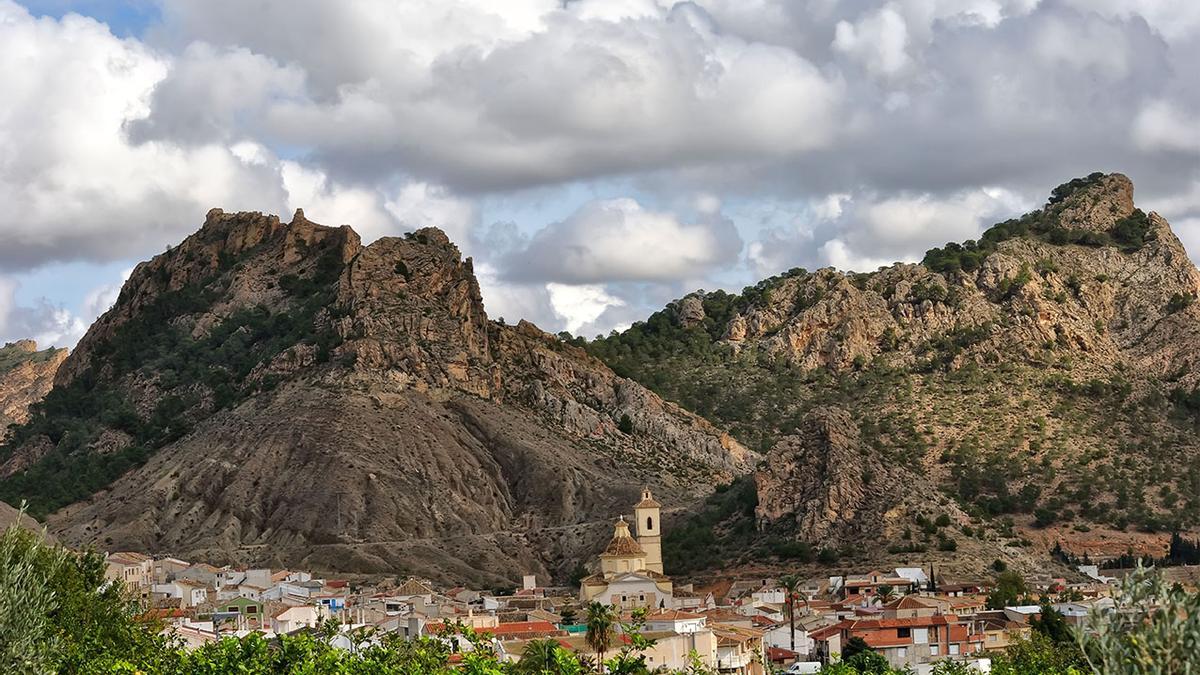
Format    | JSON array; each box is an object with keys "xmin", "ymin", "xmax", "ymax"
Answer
[
  {"xmin": 152, "ymin": 580, "xmax": 209, "ymax": 608},
  {"xmin": 271, "ymin": 605, "xmax": 330, "ymax": 634},
  {"xmin": 645, "ymin": 609, "xmax": 708, "ymax": 634}
]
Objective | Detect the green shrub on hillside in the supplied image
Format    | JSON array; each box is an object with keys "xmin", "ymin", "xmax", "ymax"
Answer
[{"xmin": 0, "ymin": 243, "xmax": 348, "ymax": 518}]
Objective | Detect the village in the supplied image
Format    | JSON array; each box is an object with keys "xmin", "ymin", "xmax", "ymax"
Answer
[{"xmin": 100, "ymin": 489, "xmax": 1192, "ymax": 674}]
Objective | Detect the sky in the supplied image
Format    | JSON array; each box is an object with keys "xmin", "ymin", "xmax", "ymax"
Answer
[{"xmin": 1, "ymin": 0, "xmax": 1199, "ymax": 348}]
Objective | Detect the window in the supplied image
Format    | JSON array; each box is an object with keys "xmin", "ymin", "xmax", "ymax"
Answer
[
  {"xmin": 949, "ymin": 644, "xmax": 960, "ymax": 656},
  {"xmin": 247, "ymin": 606, "xmax": 258, "ymax": 614},
  {"xmin": 647, "ymin": 516, "xmax": 654, "ymax": 531},
  {"xmin": 897, "ymin": 647, "xmax": 907, "ymax": 658},
  {"xmin": 227, "ymin": 606, "xmax": 238, "ymax": 613},
  {"xmin": 931, "ymin": 645, "xmax": 939, "ymax": 656},
  {"xmin": 897, "ymin": 628, "xmax": 911, "ymax": 638}
]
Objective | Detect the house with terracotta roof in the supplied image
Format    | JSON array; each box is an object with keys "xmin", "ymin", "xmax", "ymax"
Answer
[
  {"xmin": 153, "ymin": 557, "xmax": 192, "ymax": 584},
  {"xmin": 580, "ymin": 489, "xmax": 674, "ymax": 610},
  {"xmin": 177, "ymin": 563, "xmax": 223, "ymax": 587},
  {"xmin": 973, "ymin": 611, "xmax": 1032, "ymax": 652},
  {"xmin": 841, "ymin": 570, "xmax": 919, "ymax": 598},
  {"xmin": 761, "ymin": 613, "xmax": 828, "ymax": 659},
  {"xmin": 711, "ymin": 623, "xmax": 768, "ymax": 675},
  {"xmin": 811, "ymin": 615, "xmax": 986, "ymax": 669},
  {"xmin": 645, "ymin": 608, "xmax": 707, "ymax": 634}
]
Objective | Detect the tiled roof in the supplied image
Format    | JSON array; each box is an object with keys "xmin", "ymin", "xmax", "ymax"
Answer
[
  {"xmin": 634, "ymin": 489, "xmax": 662, "ymax": 509},
  {"xmin": 601, "ymin": 519, "xmax": 645, "ymax": 557},
  {"xmin": 884, "ymin": 595, "xmax": 939, "ymax": 610},
  {"xmin": 645, "ymin": 609, "xmax": 704, "ymax": 621}
]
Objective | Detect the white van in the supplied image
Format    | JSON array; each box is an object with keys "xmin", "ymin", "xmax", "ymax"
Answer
[{"xmin": 784, "ymin": 662, "xmax": 823, "ymax": 674}]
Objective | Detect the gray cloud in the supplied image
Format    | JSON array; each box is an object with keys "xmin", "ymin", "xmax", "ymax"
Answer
[{"xmin": 2, "ymin": 0, "xmax": 1200, "ymax": 341}]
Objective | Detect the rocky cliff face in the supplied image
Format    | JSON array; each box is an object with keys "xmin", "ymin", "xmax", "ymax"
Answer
[
  {"xmin": 589, "ymin": 173, "xmax": 1200, "ymax": 575},
  {"xmin": 0, "ymin": 209, "xmax": 752, "ymax": 585},
  {"xmin": 722, "ymin": 174, "xmax": 1200, "ymax": 377},
  {"xmin": 0, "ymin": 340, "xmax": 67, "ymax": 439}
]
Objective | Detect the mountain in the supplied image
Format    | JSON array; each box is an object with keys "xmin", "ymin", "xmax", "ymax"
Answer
[
  {"xmin": 0, "ymin": 209, "xmax": 752, "ymax": 585},
  {"xmin": 0, "ymin": 340, "xmax": 67, "ymax": 442},
  {"xmin": 0, "ymin": 500, "xmax": 56, "ymax": 541},
  {"xmin": 587, "ymin": 173, "xmax": 1200, "ymax": 578}
]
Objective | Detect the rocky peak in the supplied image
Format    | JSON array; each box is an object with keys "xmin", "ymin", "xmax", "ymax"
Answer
[
  {"xmin": 5, "ymin": 340, "xmax": 38, "ymax": 354},
  {"xmin": 0, "ymin": 341, "xmax": 67, "ymax": 439},
  {"xmin": 672, "ymin": 294, "xmax": 707, "ymax": 328},
  {"xmin": 1053, "ymin": 172, "xmax": 1134, "ymax": 232},
  {"xmin": 336, "ymin": 226, "xmax": 494, "ymax": 394}
]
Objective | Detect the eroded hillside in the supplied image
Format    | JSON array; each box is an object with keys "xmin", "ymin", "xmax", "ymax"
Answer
[{"xmin": 0, "ymin": 209, "xmax": 751, "ymax": 584}]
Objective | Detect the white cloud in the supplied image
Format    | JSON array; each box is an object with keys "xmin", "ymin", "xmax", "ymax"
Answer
[
  {"xmin": 127, "ymin": 41, "xmax": 305, "ymax": 145},
  {"xmin": 546, "ymin": 283, "xmax": 627, "ymax": 334},
  {"xmin": 0, "ymin": 2, "xmax": 293, "ymax": 270},
  {"xmin": 383, "ymin": 183, "xmax": 478, "ymax": 251},
  {"xmin": 504, "ymin": 198, "xmax": 743, "ymax": 284},
  {"xmin": 279, "ymin": 161, "xmax": 397, "ymax": 241},
  {"xmin": 818, "ymin": 239, "xmax": 896, "ymax": 272},
  {"xmin": 833, "ymin": 5, "xmax": 913, "ymax": 79},
  {"xmin": 0, "ymin": 276, "xmax": 85, "ymax": 348}
]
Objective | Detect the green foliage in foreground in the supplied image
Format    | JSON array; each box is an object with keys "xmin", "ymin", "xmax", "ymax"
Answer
[{"xmin": 3, "ymin": 519, "xmax": 1200, "ymax": 674}]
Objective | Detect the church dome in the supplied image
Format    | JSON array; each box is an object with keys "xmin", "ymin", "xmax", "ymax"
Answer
[{"xmin": 600, "ymin": 517, "xmax": 645, "ymax": 557}]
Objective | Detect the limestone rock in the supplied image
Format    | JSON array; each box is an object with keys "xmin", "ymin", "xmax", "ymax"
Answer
[
  {"xmin": 0, "ymin": 341, "xmax": 67, "ymax": 439},
  {"xmin": 674, "ymin": 295, "xmax": 706, "ymax": 328}
]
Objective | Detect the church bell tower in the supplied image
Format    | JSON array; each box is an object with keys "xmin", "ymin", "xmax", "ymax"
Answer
[{"xmin": 634, "ymin": 488, "xmax": 663, "ymax": 574}]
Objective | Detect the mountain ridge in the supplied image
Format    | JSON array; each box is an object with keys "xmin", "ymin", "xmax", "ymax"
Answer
[
  {"xmin": 0, "ymin": 208, "xmax": 751, "ymax": 585},
  {"xmin": 585, "ymin": 173, "xmax": 1200, "ymax": 577}
]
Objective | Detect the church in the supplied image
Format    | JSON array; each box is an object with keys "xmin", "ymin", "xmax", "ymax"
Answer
[{"xmin": 579, "ymin": 488, "xmax": 674, "ymax": 609}]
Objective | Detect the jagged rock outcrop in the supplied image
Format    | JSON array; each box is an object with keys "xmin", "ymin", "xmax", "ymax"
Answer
[
  {"xmin": 0, "ymin": 340, "xmax": 66, "ymax": 438},
  {"xmin": 711, "ymin": 174, "xmax": 1200, "ymax": 376},
  {"xmin": 0, "ymin": 209, "xmax": 753, "ymax": 584},
  {"xmin": 755, "ymin": 408, "xmax": 873, "ymax": 541}
]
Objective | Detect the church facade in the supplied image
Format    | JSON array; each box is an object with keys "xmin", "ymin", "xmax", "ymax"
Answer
[{"xmin": 579, "ymin": 489, "xmax": 674, "ymax": 609}]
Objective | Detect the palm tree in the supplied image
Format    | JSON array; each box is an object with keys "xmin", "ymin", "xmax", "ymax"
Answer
[
  {"xmin": 585, "ymin": 601, "xmax": 617, "ymax": 671},
  {"xmin": 518, "ymin": 638, "xmax": 563, "ymax": 673},
  {"xmin": 779, "ymin": 574, "xmax": 803, "ymax": 655},
  {"xmin": 877, "ymin": 584, "xmax": 896, "ymax": 605}
]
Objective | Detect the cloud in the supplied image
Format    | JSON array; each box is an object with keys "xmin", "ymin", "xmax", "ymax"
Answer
[
  {"xmin": 3, "ymin": 0, "xmax": 1200, "ymax": 344},
  {"xmin": 0, "ymin": 276, "xmax": 85, "ymax": 348},
  {"xmin": 502, "ymin": 198, "xmax": 743, "ymax": 284},
  {"xmin": 127, "ymin": 41, "xmax": 306, "ymax": 145},
  {"xmin": 384, "ymin": 183, "xmax": 479, "ymax": 251},
  {"xmin": 144, "ymin": 0, "xmax": 846, "ymax": 191},
  {"xmin": 0, "ymin": 267, "xmax": 135, "ymax": 348},
  {"xmin": 747, "ymin": 187, "xmax": 1030, "ymax": 274},
  {"xmin": 833, "ymin": 5, "xmax": 913, "ymax": 80},
  {"xmin": 0, "ymin": 2, "xmax": 292, "ymax": 270},
  {"xmin": 1133, "ymin": 101, "xmax": 1200, "ymax": 154},
  {"xmin": 546, "ymin": 283, "xmax": 627, "ymax": 335}
]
